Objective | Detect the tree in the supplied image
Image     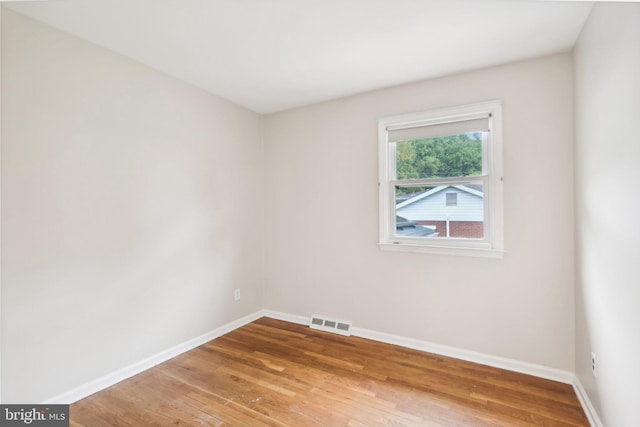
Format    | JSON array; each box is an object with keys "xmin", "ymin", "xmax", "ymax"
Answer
[{"xmin": 395, "ymin": 133, "xmax": 482, "ymax": 195}]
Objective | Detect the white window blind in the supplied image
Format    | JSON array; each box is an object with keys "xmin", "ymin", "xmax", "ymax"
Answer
[{"xmin": 387, "ymin": 115, "xmax": 489, "ymax": 143}]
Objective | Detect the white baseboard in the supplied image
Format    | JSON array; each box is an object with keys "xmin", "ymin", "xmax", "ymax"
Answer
[
  {"xmin": 353, "ymin": 326, "xmax": 575, "ymax": 384},
  {"xmin": 572, "ymin": 377, "xmax": 604, "ymax": 427},
  {"xmin": 262, "ymin": 309, "xmax": 308, "ymax": 326},
  {"xmin": 45, "ymin": 307, "xmax": 601, "ymax": 427},
  {"xmin": 263, "ymin": 310, "xmax": 574, "ymax": 384},
  {"xmin": 265, "ymin": 310, "xmax": 605, "ymax": 424},
  {"xmin": 44, "ymin": 310, "xmax": 266, "ymax": 404}
]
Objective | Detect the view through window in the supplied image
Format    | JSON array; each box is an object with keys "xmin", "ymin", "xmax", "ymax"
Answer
[
  {"xmin": 394, "ymin": 132, "xmax": 485, "ymax": 239},
  {"xmin": 379, "ymin": 101, "xmax": 504, "ymax": 256}
]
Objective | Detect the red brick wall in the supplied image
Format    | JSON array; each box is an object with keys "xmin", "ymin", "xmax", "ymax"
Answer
[
  {"xmin": 450, "ymin": 221, "xmax": 484, "ymax": 238},
  {"xmin": 418, "ymin": 221, "xmax": 446, "ymax": 236},
  {"xmin": 418, "ymin": 220, "xmax": 483, "ymax": 238}
]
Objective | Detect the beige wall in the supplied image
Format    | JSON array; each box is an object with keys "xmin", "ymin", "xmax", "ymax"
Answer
[
  {"xmin": 6, "ymin": 3, "xmax": 621, "ymax": 407},
  {"xmin": 1, "ymin": 9, "xmax": 264, "ymax": 402},
  {"xmin": 0, "ymin": 5, "xmax": 3, "ymax": 405},
  {"xmin": 574, "ymin": 3, "xmax": 640, "ymax": 426},
  {"xmin": 264, "ymin": 53, "xmax": 576, "ymax": 371}
]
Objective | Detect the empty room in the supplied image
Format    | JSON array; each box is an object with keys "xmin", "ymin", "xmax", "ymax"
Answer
[{"xmin": 1, "ymin": 0, "xmax": 638, "ymax": 426}]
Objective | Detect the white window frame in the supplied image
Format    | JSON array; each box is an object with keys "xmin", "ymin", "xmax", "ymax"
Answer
[{"xmin": 378, "ymin": 100, "xmax": 504, "ymax": 257}]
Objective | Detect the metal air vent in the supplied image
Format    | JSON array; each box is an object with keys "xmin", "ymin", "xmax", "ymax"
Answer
[{"xmin": 309, "ymin": 315, "xmax": 352, "ymax": 336}]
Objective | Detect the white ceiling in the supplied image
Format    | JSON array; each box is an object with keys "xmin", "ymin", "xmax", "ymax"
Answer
[{"xmin": 5, "ymin": 0, "xmax": 593, "ymax": 113}]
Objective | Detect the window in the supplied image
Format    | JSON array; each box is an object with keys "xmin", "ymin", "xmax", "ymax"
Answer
[
  {"xmin": 445, "ymin": 192, "xmax": 458, "ymax": 207},
  {"xmin": 378, "ymin": 101, "xmax": 504, "ymax": 257}
]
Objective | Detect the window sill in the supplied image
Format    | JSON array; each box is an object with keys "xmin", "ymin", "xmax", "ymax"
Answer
[{"xmin": 378, "ymin": 242, "xmax": 505, "ymax": 258}]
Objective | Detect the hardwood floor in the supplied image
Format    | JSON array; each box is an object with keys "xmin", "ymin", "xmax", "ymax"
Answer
[{"xmin": 71, "ymin": 318, "xmax": 589, "ymax": 426}]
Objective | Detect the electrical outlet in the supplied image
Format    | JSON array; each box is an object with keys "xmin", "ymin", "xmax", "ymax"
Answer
[
  {"xmin": 234, "ymin": 289, "xmax": 241, "ymax": 301},
  {"xmin": 591, "ymin": 352, "xmax": 597, "ymax": 376}
]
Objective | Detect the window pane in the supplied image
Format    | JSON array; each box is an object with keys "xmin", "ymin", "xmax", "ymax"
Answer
[
  {"xmin": 445, "ymin": 192, "xmax": 457, "ymax": 206},
  {"xmin": 395, "ymin": 184, "xmax": 484, "ymax": 239},
  {"xmin": 395, "ymin": 133, "xmax": 483, "ymax": 180}
]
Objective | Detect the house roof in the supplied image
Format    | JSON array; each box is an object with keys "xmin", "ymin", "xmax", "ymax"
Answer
[{"xmin": 396, "ymin": 185, "xmax": 483, "ymax": 209}]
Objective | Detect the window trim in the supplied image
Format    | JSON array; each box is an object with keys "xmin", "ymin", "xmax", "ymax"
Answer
[{"xmin": 378, "ymin": 100, "xmax": 504, "ymax": 258}]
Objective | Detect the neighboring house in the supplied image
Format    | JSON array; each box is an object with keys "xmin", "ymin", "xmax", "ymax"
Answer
[{"xmin": 396, "ymin": 185, "xmax": 483, "ymax": 238}]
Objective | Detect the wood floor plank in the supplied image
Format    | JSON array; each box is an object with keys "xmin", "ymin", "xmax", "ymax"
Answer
[{"xmin": 71, "ymin": 318, "xmax": 589, "ymax": 426}]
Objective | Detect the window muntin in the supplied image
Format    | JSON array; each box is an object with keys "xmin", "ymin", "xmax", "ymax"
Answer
[{"xmin": 378, "ymin": 101, "xmax": 504, "ymax": 256}]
